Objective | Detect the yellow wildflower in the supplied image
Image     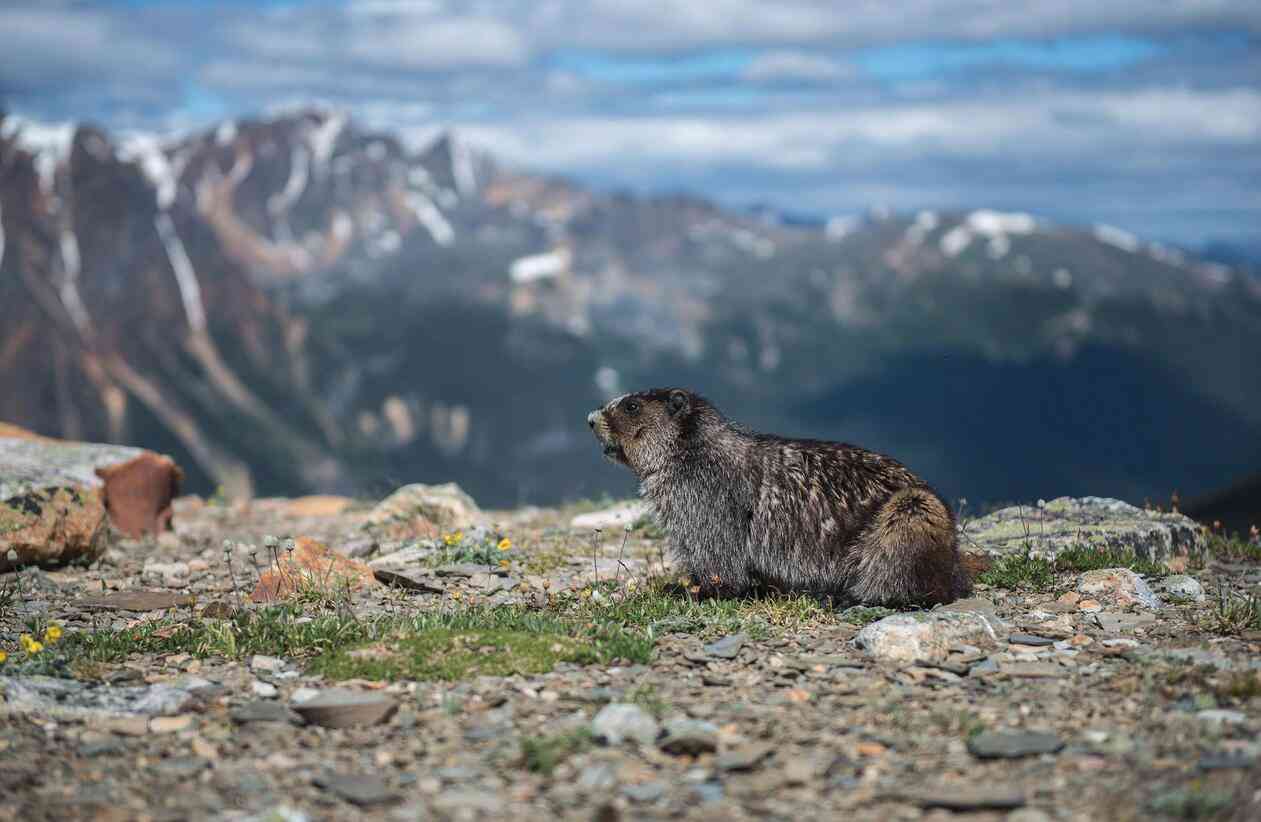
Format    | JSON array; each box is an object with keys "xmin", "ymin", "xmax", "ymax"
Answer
[
  {"xmin": 19, "ymin": 634, "xmax": 43, "ymax": 655},
  {"xmin": 498, "ymin": 559, "xmax": 510, "ymax": 570},
  {"xmin": 450, "ymin": 590, "xmax": 463, "ymax": 601},
  {"xmin": 44, "ymin": 624, "xmax": 63, "ymax": 644},
  {"xmin": 497, "ymin": 538, "xmax": 511, "ymax": 551},
  {"xmin": 580, "ymin": 588, "xmax": 592, "ymax": 600},
  {"xmin": 0, "ymin": 650, "xmax": 7, "ymax": 664}
]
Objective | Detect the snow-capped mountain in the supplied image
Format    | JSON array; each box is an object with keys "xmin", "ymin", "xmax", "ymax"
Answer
[{"xmin": 2, "ymin": 109, "xmax": 1259, "ymax": 509}]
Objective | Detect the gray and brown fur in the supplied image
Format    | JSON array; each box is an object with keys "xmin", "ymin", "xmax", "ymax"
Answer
[{"xmin": 587, "ymin": 388, "xmax": 970, "ymax": 606}]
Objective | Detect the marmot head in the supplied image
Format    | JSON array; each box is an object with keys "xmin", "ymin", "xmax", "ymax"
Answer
[{"xmin": 587, "ymin": 388, "xmax": 706, "ymax": 477}]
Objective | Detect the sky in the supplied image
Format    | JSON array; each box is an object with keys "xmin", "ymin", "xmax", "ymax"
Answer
[{"xmin": 1, "ymin": 1, "xmax": 1259, "ymax": 248}]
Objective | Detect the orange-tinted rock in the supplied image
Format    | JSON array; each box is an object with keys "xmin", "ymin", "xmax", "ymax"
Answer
[
  {"xmin": 95, "ymin": 452, "xmax": 184, "ymax": 538},
  {"xmin": 251, "ymin": 536, "xmax": 378, "ymax": 602},
  {"xmin": 1, "ymin": 485, "xmax": 109, "ymax": 572}
]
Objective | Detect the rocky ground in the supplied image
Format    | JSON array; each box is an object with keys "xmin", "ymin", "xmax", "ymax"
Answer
[{"xmin": 1, "ymin": 488, "xmax": 1259, "ymax": 822}]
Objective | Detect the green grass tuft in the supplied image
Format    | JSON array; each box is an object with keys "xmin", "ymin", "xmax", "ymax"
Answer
[
  {"xmin": 1053, "ymin": 544, "xmax": 1167, "ymax": 576},
  {"xmin": 975, "ymin": 548, "xmax": 1056, "ymax": 591}
]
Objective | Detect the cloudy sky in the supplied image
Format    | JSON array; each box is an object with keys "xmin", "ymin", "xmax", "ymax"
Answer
[{"xmin": 2, "ymin": 1, "xmax": 1259, "ymax": 248}]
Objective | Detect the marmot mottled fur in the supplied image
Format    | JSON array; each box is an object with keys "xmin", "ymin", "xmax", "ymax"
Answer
[{"xmin": 587, "ymin": 388, "xmax": 970, "ymax": 606}]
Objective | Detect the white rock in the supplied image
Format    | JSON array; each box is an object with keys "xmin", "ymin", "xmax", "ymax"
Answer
[
  {"xmin": 571, "ymin": 501, "xmax": 649, "ymax": 531},
  {"xmin": 250, "ymin": 655, "xmax": 285, "ymax": 673},
  {"xmin": 591, "ymin": 703, "xmax": 660, "ymax": 746},
  {"xmin": 854, "ymin": 611, "xmax": 1005, "ymax": 663}
]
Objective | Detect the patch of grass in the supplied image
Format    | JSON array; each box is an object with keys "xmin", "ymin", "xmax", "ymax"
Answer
[
  {"xmin": 558, "ymin": 577, "xmax": 835, "ymax": 640},
  {"xmin": 975, "ymin": 547, "xmax": 1056, "ymax": 591},
  {"xmin": 1203, "ymin": 587, "xmax": 1261, "ymax": 636},
  {"xmin": 1053, "ymin": 544, "xmax": 1168, "ymax": 576},
  {"xmin": 1215, "ymin": 670, "xmax": 1261, "ymax": 702},
  {"xmin": 520, "ymin": 728, "xmax": 593, "ymax": 775},
  {"xmin": 309, "ymin": 609, "xmax": 651, "ymax": 681},
  {"xmin": 59, "ymin": 604, "xmax": 652, "ymax": 682}
]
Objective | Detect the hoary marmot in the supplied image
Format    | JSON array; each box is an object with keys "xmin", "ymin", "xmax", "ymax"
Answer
[{"xmin": 587, "ymin": 388, "xmax": 970, "ymax": 606}]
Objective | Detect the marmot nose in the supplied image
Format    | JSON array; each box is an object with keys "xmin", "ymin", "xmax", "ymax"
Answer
[{"xmin": 587, "ymin": 411, "xmax": 599, "ymax": 429}]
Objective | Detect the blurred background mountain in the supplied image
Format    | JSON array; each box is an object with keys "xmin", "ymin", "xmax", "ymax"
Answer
[{"xmin": 1, "ymin": 2, "xmax": 1258, "ymax": 528}]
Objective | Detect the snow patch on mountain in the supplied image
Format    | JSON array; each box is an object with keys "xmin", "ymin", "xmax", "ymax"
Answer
[
  {"xmin": 3, "ymin": 117, "xmax": 76, "ymax": 197},
  {"xmin": 825, "ymin": 215, "xmax": 860, "ymax": 241},
  {"xmin": 155, "ymin": 213, "xmax": 207, "ymax": 332},
  {"xmin": 510, "ymin": 247, "xmax": 571, "ymax": 283},
  {"xmin": 403, "ymin": 192, "xmax": 455, "ymax": 246},
  {"xmin": 119, "ymin": 133, "xmax": 181, "ymax": 210},
  {"xmin": 1094, "ymin": 224, "xmax": 1140, "ymax": 253},
  {"xmin": 216, "ymin": 120, "xmax": 238, "ymax": 146},
  {"xmin": 308, "ymin": 113, "xmax": 347, "ymax": 179},
  {"xmin": 269, "ymin": 146, "xmax": 310, "ymax": 216}
]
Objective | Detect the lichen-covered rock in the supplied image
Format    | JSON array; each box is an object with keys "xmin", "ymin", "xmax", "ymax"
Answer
[
  {"xmin": 2, "ymin": 432, "xmax": 183, "ymax": 570},
  {"xmin": 571, "ymin": 501, "xmax": 649, "ymax": 531},
  {"xmin": 854, "ymin": 611, "xmax": 1005, "ymax": 663},
  {"xmin": 366, "ymin": 482, "xmax": 481, "ymax": 536},
  {"xmin": 1077, "ymin": 568, "xmax": 1163, "ymax": 610},
  {"xmin": 960, "ymin": 496, "xmax": 1203, "ymax": 564}
]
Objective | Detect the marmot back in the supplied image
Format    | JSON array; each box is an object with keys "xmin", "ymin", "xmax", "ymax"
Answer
[{"xmin": 587, "ymin": 388, "xmax": 970, "ymax": 606}]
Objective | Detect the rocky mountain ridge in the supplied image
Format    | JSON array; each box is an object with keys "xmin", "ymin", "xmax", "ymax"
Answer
[{"xmin": 2, "ymin": 108, "xmax": 1259, "ymax": 510}]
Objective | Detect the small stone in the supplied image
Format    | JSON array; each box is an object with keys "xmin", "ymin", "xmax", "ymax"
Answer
[
  {"xmin": 1197, "ymin": 709, "xmax": 1247, "ymax": 725},
  {"xmin": 703, "ymin": 633, "xmax": 746, "ymax": 660},
  {"xmin": 291, "ymin": 689, "xmax": 397, "ymax": 729},
  {"xmin": 998, "ymin": 662, "xmax": 1063, "ymax": 678},
  {"xmin": 1078, "ymin": 599, "xmax": 1102, "ymax": 613},
  {"xmin": 659, "ymin": 719, "xmax": 719, "ymax": 755},
  {"xmin": 371, "ymin": 567, "xmax": 444, "ymax": 593},
  {"xmin": 717, "ymin": 743, "xmax": 775, "ymax": 772},
  {"xmin": 251, "ymin": 680, "xmax": 278, "ymax": 698},
  {"xmin": 200, "ymin": 601, "xmax": 237, "ymax": 619},
  {"xmin": 967, "ymin": 731, "xmax": 1064, "ymax": 759},
  {"xmin": 907, "ymin": 786, "xmax": 1026, "ymax": 811},
  {"xmin": 1007, "ymin": 809, "xmax": 1054, "ymax": 822},
  {"xmin": 1056, "ymin": 591, "xmax": 1081, "ymax": 607},
  {"xmin": 577, "ymin": 764, "xmax": 617, "ymax": 792},
  {"xmin": 313, "ymin": 771, "xmax": 398, "ymax": 807},
  {"xmin": 149, "ymin": 715, "xmax": 194, "ymax": 734},
  {"xmin": 570, "ymin": 501, "xmax": 649, "ymax": 531},
  {"xmin": 1198, "ymin": 751, "xmax": 1257, "ymax": 770},
  {"xmin": 1008, "ymin": 633, "xmax": 1055, "ymax": 647},
  {"xmin": 622, "ymin": 781, "xmax": 667, "ymax": 803},
  {"xmin": 103, "ymin": 716, "xmax": 151, "ymax": 737},
  {"xmin": 592, "ymin": 703, "xmax": 660, "ymax": 746}
]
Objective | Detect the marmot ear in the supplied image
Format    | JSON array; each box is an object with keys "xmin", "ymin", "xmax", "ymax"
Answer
[{"xmin": 667, "ymin": 390, "xmax": 689, "ymax": 416}]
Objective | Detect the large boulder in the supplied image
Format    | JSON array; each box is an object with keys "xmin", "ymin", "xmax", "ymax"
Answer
[
  {"xmin": 960, "ymin": 496, "xmax": 1204, "ymax": 564},
  {"xmin": 1, "ymin": 428, "xmax": 182, "ymax": 571},
  {"xmin": 366, "ymin": 482, "xmax": 481, "ymax": 535}
]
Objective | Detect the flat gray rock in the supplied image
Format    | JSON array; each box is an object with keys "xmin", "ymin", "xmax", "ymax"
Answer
[
  {"xmin": 967, "ymin": 730, "xmax": 1064, "ymax": 759},
  {"xmin": 961, "ymin": 496, "xmax": 1203, "ymax": 563},
  {"xmin": 372, "ymin": 567, "xmax": 444, "ymax": 592},
  {"xmin": 313, "ymin": 772, "xmax": 398, "ymax": 806},
  {"xmin": 703, "ymin": 633, "xmax": 746, "ymax": 659},
  {"xmin": 570, "ymin": 501, "xmax": 649, "ymax": 531},
  {"xmin": 76, "ymin": 591, "xmax": 197, "ymax": 612},
  {"xmin": 717, "ymin": 742, "xmax": 775, "ymax": 771},
  {"xmin": 907, "ymin": 786, "xmax": 1026, "ymax": 811},
  {"xmin": 290, "ymin": 689, "xmax": 397, "ymax": 729}
]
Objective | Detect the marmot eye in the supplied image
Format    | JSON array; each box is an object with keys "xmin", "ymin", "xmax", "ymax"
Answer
[{"xmin": 623, "ymin": 399, "xmax": 641, "ymax": 415}]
